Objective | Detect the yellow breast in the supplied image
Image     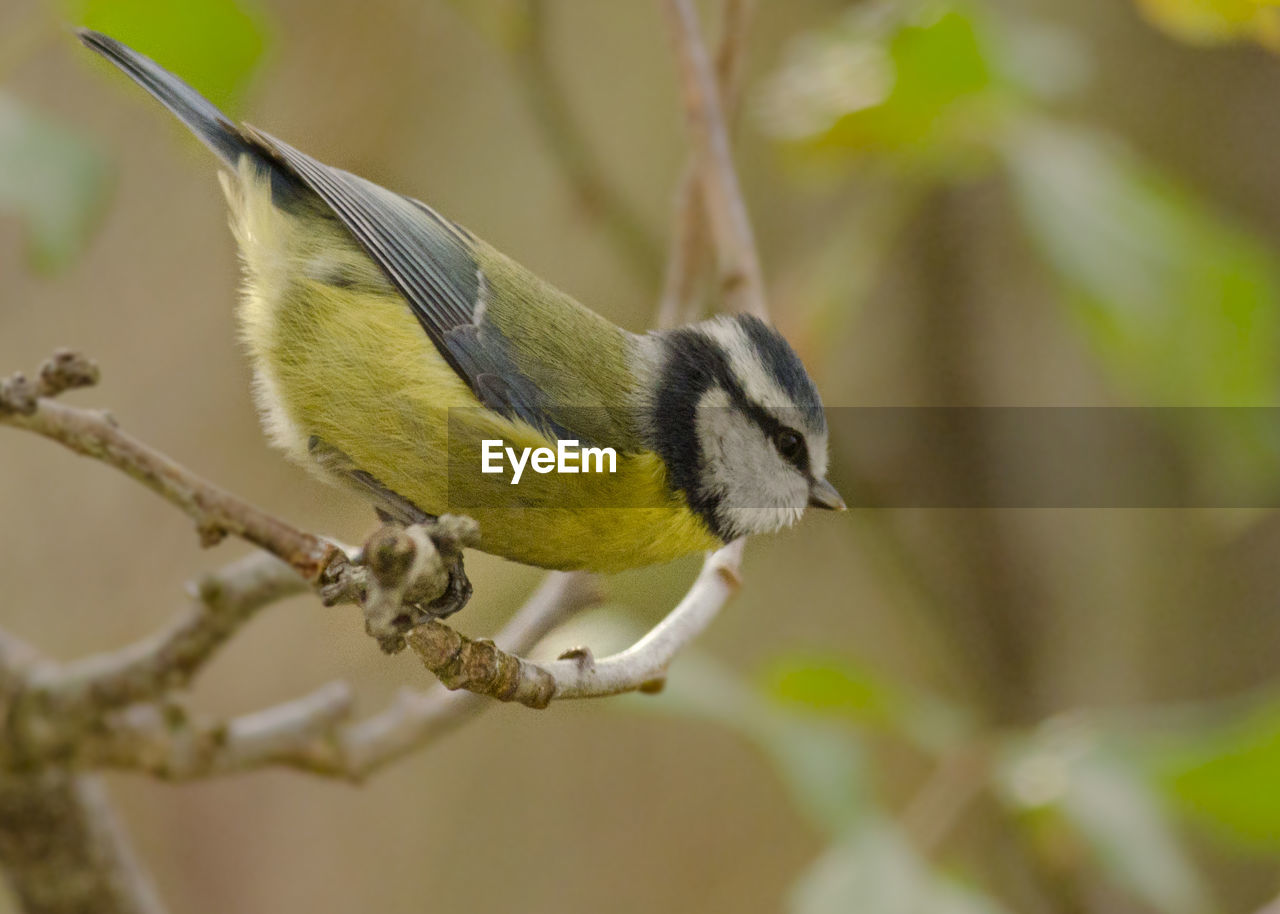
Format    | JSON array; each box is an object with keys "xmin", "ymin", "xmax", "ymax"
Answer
[{"xmin": 223, "ymin": 167, "xmax": 719, "ymax": 572}]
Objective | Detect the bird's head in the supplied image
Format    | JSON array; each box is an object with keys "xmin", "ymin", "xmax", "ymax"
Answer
[{"xmin": 649, "ymin": 314, "xmax": 844, "ymax": 542}]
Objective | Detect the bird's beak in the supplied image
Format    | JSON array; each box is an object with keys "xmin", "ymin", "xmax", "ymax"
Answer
[{"xmin": 808, "ymin": 478, "xmax": 847, "ymax": 511}]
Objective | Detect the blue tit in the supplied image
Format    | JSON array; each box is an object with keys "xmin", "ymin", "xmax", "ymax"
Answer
[{"xmin": 79, "ymin": 31, "xmax": 845, "ymax": 575}]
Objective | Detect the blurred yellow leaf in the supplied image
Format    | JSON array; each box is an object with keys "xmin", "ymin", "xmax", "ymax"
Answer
[{"xmin": 1135, "ymin": 0, "xmax": 1280, "ymax": 50}]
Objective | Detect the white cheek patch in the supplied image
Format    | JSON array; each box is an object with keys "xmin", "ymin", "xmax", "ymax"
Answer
[{"xmin": 695, "ymin": 388, "xmax": 808, "ymax": 537}]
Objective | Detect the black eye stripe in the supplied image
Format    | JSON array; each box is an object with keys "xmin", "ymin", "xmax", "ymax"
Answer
[
  {"xmin": 698, "ymin": 360, "xmax": 813, "ymax": 475},
  {"xmin": 739, "ymin": 401, "xmax": 810, "ymax": 475}
]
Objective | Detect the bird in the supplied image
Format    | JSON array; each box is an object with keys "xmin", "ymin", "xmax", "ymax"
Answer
[{"xmin": 78, "ymin": 30, "xmax": 845, "ymax": 587}]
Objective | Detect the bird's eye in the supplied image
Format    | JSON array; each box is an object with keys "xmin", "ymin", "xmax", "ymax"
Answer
[{"xmin": 774, "ymin": 429, "xmax": 804, "ymax": 463}]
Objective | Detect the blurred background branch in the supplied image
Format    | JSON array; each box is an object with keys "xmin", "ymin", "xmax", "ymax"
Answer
[
  {"xmin": 657, "ymin": 0, "xmax": 753, "ymax": 329},
  {"xmin": 661, "ymin": 0, "xmax": 768, "ymax": 321}
]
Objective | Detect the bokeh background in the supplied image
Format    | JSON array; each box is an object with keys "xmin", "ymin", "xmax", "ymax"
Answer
[{"xmin": 6, "ymin": 0, "xmax": 1280, "ymax": 911}]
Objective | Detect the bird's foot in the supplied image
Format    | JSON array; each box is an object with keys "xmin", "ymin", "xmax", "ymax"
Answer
[{"xmin": 359, "ymin": 515, "xmax": 480, "ymax": 653}]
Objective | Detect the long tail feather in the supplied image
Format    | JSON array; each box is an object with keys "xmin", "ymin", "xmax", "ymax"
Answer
[{"xmin": 78, "ymin": 29, "xmax": 253, "ymax": 169}]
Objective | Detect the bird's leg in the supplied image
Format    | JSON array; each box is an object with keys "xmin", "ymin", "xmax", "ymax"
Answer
[
  {"xmin": 414, "ymin": 513, "xmax": 476, "ymax": 622},
  {"xmin": 307, "ymin": 437, "xmax": 479, "ymax": 644}
]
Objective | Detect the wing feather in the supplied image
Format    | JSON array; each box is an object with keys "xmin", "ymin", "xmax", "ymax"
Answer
[{"xmin": 243, "ymin": 127, "xmax": 581, "ymax": 440}]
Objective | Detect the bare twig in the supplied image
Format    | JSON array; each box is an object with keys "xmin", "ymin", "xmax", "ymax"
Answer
[
  {"xmin": 21, "ymin": 553, "xmax": 305, "ymax": 724},
  {"xmin": 900, "ymin": 745, "xmax": 990, "ymax": 856},
  {"xmin": 76, "ymin": 682, "xmax": 356, "ymax": 780},
  {"xmin": 660, "ymin": 0, "xmax": 768, "ymax": 321},
  {"xmin": 319, "ymin": 570, "xmax": 602, "ymax": 778},
  {"xmin": 508, "ymin": 0, "xmax": 664, "ymax": 283},
  {"xmin": 711, "ymin": 0, "xmax": 753, "ymax": 115},
  {"xmin": 405, "ymin": 539, "xmax": 744, "ymax": 707},
  {"xmin": 657, "ymin": 0, "xmax": 754, "ymax": 329},
  {"xmin": 67, "ymin": 573, "xmax": 604, "ymax": 781},
  {"xmin": 0, "ymin": 358, "xmax": 336, "ymax": 583},
  {"xmin": 656, "ymin": 166, "xmax": 710, "ymax": 329}
]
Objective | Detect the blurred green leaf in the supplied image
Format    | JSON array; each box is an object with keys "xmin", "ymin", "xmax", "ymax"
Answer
[
  {"xmin": 1154, "ymin": 697, "xmax": 1280, "ymax": 850},
  {"xmin": 789, "ymin": 818, "xmax": 1010, "ymax": 914},
  {"xmin": 1005, "ymin": 119, "xmax": 1280, "ymax": 406},
  {"xmin": 824, "ymin": 9, "xmax": 993, "ymax": 150},
  {"xmin": 0, "ymin": 94, "xmax": 111, "ymax": 273},
  {"xmin": 68, "ymin": 0, "xmax": 267, "ymax": 112},
  {"xmin": 764, "ymin": 653, "xmax": 973, "ymax": 753},
  {"xmin": 768, "ymin": 655, "xmax": 903, "ymax": 722},
  {"xmin": 624, "ymin": 650, "xmax": 867, "ymax": 837},
  {"xmin": 757, "ymin": 2, "xmax": 1010, "ymax": 171},
  {"xmin": 1005, "ymin": 118, "xmax": 1280, "ymax": 504},
  {"xmin": 998, "ymin": 719, "xmax": 1211, "ymax": 914}
]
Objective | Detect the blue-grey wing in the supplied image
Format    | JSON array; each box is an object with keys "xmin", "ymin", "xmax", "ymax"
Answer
[{"xmin": 242, "ymin": 127, "xmax": 575, "ymax": 439}]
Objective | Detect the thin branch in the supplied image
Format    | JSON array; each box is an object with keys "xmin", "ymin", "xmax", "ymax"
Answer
[
  {"xmin": 508, "ymin": 0, "xmax": 664, "ymax": 283},
  {"xmin": 71, "ymin": 572, "xmax": 603, "ymax": 781},
  {"xmin": 321, "ymin": 570, "xmax": 602, "ymax": 778},
  {"xmin": 656, "ymin": 166, "xmax": 710, "ymax": 329},
  {"xmin": 22, "ymin": 553, "xmax": 305, "ymax": 721},
  {"xmin": 73, "ymin": 776, "xmax": 169, "ymax": 914},
  {"xmin": 0, "ymin": 355, "xmax": 337, "ymax": 583},
  {"xmin": 900, "ymin": 745, "xmax": 990, "ymax": 856},
  {"xmin": 405, "ymin": 539, "xmax": 744, "ymax": 707},
  {"xmin": 77, "ymin": 682, "xmax": 356, "ymax": 780},
  {"xmin": 660, "ymin": 0, "xmax": 768, "ymax": 321},
  {"xmin": 657, "ymin": 0, "xmax": 754, "ymax": 329}
]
